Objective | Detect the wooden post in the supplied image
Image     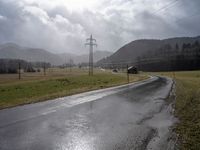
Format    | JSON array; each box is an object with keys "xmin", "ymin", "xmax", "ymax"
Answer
[
  {"xmin": 70, "ymin": 63, "xmax": 72, "ymax": 72},
  {"xmin": 173, "ymin": 71, "xmax": 176, "ymax": 79},
  {"xmin": 127, "ymin": 64, "xmax": 129, "ymax": 83},
  {"xmin": 43, "ymin": 62, "xmax": 46, "ymax": 76},
  {"xmin": 18, "ymin": 61, "xmax": 21, "ymax": 80}
]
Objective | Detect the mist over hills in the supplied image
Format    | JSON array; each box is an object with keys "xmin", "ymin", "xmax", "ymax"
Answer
[
  {"xmin": 0, "ymin": 43, "xmax": 112, "ymax": 65},
  {"xmin": 58, "ymin": 51, "xmax": 112, "ymax": 64},
  {"xmin": 97, "ymin": 36, "xmax": 200, "ymax": 64},
  {"xmin": 0, "ymin": 43, "xmax": 62, "ymax": 65},
  {"xmin": 1, "ymin": 36, "xmax": 200, "ymax": 67}
]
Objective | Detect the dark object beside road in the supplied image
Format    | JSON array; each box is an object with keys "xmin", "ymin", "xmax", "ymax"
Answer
[
  {"xmin": 128, "ymin": 66, "xmax": 138, "ymax": 74},
  {"xmin": 112, "ymin": 69, "xmax": 118, "ymax": 73}
]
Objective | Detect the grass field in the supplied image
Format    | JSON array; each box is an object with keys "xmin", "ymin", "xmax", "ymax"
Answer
[
  {"xmin": 156, "ymin": 71, "xmax": 200, "ymax": 150},
  {"xmin": 0, "ymin": 68, "xmax": 147, "ymax": 109}
]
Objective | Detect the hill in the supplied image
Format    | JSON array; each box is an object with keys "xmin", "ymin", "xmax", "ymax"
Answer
[
  {"xmin": 0, "ymin": 43, "xmax": 112, "ymax": 65},
  {"xmin": 97, "ymin": 36, "xmax": 200, "ymax": 64},
  {"xmin": 0, "ymin": 43, "xmax": 63, "ymax": 65}
]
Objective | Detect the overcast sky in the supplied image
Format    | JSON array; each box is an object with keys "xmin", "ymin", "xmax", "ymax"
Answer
[{"xmin": 0, "ymin": 0, "xmax": 200, "ymax": 54}]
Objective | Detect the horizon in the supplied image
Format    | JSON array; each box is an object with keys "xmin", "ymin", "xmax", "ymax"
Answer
[{"xmin": 1, "ymin": 34, "xmax": 200, "ymax": 55}]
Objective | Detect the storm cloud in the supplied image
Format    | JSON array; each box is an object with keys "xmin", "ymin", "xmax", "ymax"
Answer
[{"xmin": 0, "ymin": 0, "xmax": 200, "ymax": 54}]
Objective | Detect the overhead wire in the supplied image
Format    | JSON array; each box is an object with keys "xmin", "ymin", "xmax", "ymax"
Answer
[{"xmin": 153, "ymin": 0, "xmax": 180, "ymax": 15}]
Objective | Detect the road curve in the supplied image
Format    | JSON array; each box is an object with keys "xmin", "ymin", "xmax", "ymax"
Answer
[{"xmin": 0, "ymin": 76, "xmax": 176, "ymax": 150}]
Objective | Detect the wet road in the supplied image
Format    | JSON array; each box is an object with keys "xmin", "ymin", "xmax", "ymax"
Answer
[{"xmin": 0, "ymin": 76, "xmax": 176, "ymax": 150}]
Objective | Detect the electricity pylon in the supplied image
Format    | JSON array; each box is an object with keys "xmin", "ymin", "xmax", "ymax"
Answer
[{"xmin": 85, "ymin": 34, "xmax": 97, "ymax": 76}]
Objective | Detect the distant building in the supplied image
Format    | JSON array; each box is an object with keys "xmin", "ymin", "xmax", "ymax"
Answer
[{"xmin": 128, "ymin": 66, "xmax": 138, "ymax": 74}]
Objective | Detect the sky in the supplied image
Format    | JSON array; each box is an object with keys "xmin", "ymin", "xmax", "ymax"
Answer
[{"xmin": 0, "ymin": 0, "xmax": 200, "ymax": 54}]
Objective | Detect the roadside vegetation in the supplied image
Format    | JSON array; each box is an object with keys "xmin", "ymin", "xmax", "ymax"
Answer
[
  {"xmin": 157, "ymin": 71, "xmax": 200, "ymax": 150},
  {"xmin": 0, "ymin": 68, "xmax": 147, "ymax": 109}
]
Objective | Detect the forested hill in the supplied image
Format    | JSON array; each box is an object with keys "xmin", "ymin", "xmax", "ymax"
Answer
[{"xmin": 97, "ymin": 36, "xmax": 200, "ymax": 65}]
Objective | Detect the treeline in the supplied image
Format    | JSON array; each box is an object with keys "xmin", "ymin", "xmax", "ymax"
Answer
[
  {"xmin": 137, "ymin": 41, "xmax": 200, "ymax": 71},
  {"xmin": 31, "ymin": 62, "xmax": 51, "ymax": 69},
  {"xmin": 0, "ymin": 59, "xmax": 51, "ymax": 74}
]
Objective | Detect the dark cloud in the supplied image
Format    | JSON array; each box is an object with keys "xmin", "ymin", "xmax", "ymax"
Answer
[{"xmin": 0, "ymin": 0, "xmax": 200, "ymax": 54}]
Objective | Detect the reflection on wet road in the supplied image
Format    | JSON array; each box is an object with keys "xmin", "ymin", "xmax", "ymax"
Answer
[{"xmin": 0, "ymin": 76, "xmax": 176, "ymax": 150}]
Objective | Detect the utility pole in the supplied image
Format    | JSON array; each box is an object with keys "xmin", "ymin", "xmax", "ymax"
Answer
[
  {"xmin": 69, "ymin": 58, "xmax": 73, "ymax": 72},
  {"xmin": 43, "ymin": 62, "xmax": 46, "ymax": 76},
  {"xmin": 85, "ymin": 34, "xmax": 97, "ymax": 76},
  {"xmin": 18, "ymin": 60, "xmax": 21, "ymax": 80},
  {"xmin": 64, "ymin": 54, "xmax": 67, "ymax": 72},
  {"xmin": 43, "ymin": 51, "xmax": 46, "ymax": 76},
  {"xmin": 127, "ymin": 64, "xmax": 129, "ymax": 83}
]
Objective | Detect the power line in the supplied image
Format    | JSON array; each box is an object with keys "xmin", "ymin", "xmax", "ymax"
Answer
[
  {"xmin": 153, "ymin": 0, "xmax": 180, "ymax": 14},
  {"xmin": 153, "ymin": 0, "xmax": 200, "ymax": 23},
  {"xmin": 85, "ymin": 34, "xmax": 97, "ymax": 76}
]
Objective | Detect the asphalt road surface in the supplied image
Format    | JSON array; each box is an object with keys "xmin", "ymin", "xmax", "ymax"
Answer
[{"xmin": 0, "ymin": 76, "xmax": 177, "ymax": 150}]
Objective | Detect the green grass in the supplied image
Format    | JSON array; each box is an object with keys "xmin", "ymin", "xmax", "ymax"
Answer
[
  {"xmin": 0, "ymin": 71, "xmax": 147, "ymax": 109},
  {"xmin": 155, "ymin": 71, "xmax": 200, "ymax": 150}
]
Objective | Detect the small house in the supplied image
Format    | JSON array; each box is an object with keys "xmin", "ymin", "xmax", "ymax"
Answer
[{"xmin": 128, "ymin": 66, "xmax": 138, "ymax": 74}]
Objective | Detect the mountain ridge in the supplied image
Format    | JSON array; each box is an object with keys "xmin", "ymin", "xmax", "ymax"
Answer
[
  {"xmin": 97, "ymin": 36, "xmax": 200, "ymax": 64},
  {"xmin": 0, "ymin": 43, "xmax": 112, "ymax": 65}
]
